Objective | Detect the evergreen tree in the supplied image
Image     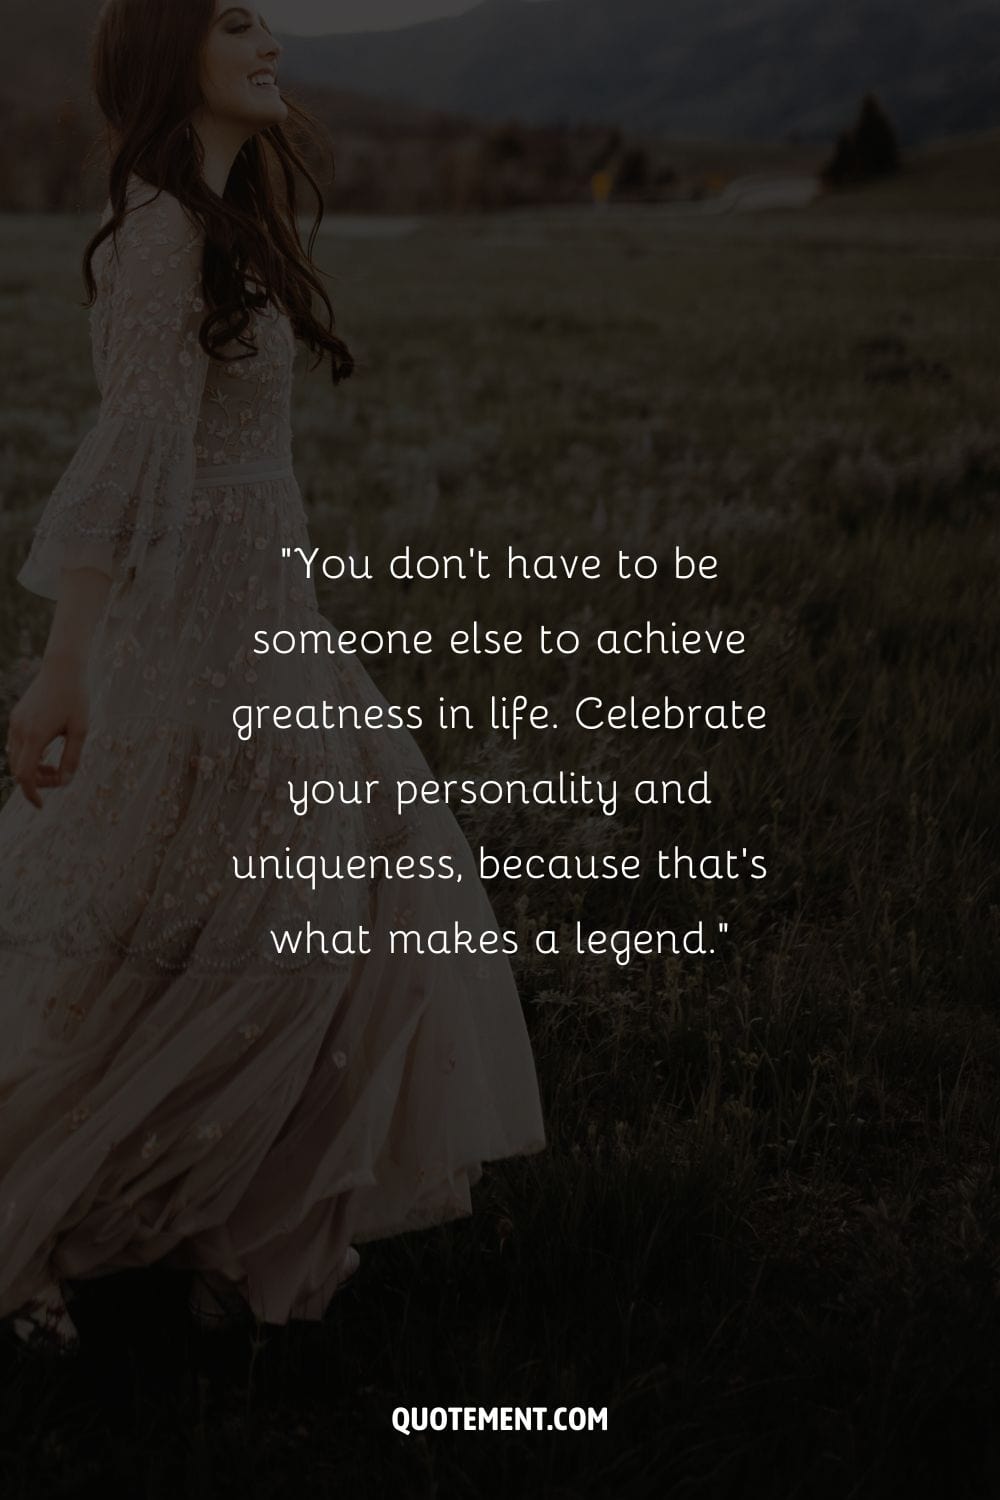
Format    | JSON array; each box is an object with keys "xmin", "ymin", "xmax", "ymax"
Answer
[
  {"xmin": 821, "ymin": 93, "xmax": 901, "ymax": 188},
  {"xmin": 854, "ymin": 93, "xmax": 901, "ymax": 176}
]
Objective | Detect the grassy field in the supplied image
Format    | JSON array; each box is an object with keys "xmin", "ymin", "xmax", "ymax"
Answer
[{"xmin": 0, "ymin": 141, "xmax": 999, "ymax": 1497}]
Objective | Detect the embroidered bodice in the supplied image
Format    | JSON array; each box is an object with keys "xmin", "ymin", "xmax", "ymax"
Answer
[{"xmin": 89, "ymin": 178, "xmax": 297, "ymax": 473}]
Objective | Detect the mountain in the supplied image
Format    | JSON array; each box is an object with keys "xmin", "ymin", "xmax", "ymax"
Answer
[
  {"xmin": 4, "ymin": 0, "xmax": 93, "ymax": 105},
  {"xmin": 0, "ymin": 0, "xmax": 492, "ymax": 210},
  {"xmin": 4, "ymin": 0, "xmax": 995, "ymax": 147},
  {"xmin": 279, "ymin": 0, "xmax": 1000, "ymax": 145},
  {"xmin": 2, "ymin": 0, "xmax": 994, "ymax": 211}
]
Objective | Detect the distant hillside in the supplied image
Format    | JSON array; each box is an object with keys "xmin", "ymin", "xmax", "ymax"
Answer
[
  {"xmin": 6, "ymin": 0, "xmax": 998, "ymax": 149},
  {"xmin": 0, "ymin": 0, "xmax": 825, "ymax": 214},
  {"xmin": 3, "ymin": 0, "xmax": 91, "ymax": 106},
  {"xmin": 0, "ymin": 0, "xmax": 994, "ymax": 213},
  {"xmin": 280, "ymin": 0, "xmax": 1000, "ymax": 146}
]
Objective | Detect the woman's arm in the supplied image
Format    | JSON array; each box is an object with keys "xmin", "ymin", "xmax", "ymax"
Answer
[
  {"xmin": 16, "ymin": 185, "xmax": 210, "ymax": 605},
  {"xmin": 9, "ymin": 185, "xmax": 211, "ymax": 810},
  {"xmin": 7, "ymin": 566, "xmax": 111, "ymax": 810}
]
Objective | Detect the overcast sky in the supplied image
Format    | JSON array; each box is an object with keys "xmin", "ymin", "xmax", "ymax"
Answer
[{"xmin": 277, "ymin": 1, "xmax": 495, "ymax": 34}]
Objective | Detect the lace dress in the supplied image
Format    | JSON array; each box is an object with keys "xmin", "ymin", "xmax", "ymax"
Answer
[{"xmin": 0, "ymin": 177, "xmax": 545, "ymax": 1324}]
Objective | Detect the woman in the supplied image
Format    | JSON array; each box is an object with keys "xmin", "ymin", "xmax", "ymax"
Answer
[{"xmin": 0, "ymin": 0, "xmax": 545, "ymax": 1353}]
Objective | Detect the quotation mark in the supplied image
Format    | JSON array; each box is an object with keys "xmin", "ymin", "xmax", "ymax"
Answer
[{"xmin": 709, "ymin": 921, "xmax": 729, "ymax": 954}]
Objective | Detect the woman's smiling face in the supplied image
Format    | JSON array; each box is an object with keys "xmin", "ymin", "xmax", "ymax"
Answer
[{"xmin": 198, "ymin": 3, "xmax": 287, "ymax": 132}]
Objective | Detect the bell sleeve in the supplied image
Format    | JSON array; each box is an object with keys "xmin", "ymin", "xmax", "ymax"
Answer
[{"xmin": 16, "ymin": 187, "xmax": 211, "ymax": 606}]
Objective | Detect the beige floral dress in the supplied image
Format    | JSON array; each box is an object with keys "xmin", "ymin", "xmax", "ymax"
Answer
[{"xmin": 0, "ymin": 176, "xmax": 545, "ymax": 1324}]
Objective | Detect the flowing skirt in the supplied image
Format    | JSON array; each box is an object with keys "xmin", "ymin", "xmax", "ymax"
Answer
[{"xmin": 0, "ymin": 468, "xmax": 546, "ymax": 1324}]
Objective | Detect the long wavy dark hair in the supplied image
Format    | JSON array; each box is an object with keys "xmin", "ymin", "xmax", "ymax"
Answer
[{"xmin": 82, "ymin": 0, "xmax": 354, "ymax": 384}]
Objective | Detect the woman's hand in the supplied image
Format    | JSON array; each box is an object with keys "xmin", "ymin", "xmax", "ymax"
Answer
[
  {"xmin": 5, "ymin": 653, "xmax": 89, "ymax": 811},
  {"xmin": 5, "ymin": 565, "xmax": 109, "ymax": 810}
]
